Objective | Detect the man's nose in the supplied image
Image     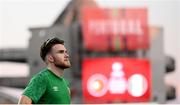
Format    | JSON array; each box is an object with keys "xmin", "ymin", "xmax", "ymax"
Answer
[{"xmin": 65, "ymin": 53, "xmax": 69, "ymax": 58}]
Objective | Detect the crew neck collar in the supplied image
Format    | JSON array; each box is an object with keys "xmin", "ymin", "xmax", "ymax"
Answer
[{"xmin": 46, "ymin": 68, "xmax": 63, "ymax": 79}]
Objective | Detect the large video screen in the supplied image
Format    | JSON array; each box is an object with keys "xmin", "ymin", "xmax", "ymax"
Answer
[{"xmin": 82, "ymin": 57, "xmax": 151, "ymax": 103}]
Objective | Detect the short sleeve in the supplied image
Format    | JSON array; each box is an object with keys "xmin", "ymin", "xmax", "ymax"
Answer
[{"xmin": 22, "ymin": 74, "xmax": 47, "ymax": 103}]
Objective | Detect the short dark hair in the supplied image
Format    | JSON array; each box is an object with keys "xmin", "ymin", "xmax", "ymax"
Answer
[{"xmin": 40, "ymin": 37, "xmax": 64, "ymax": 61}]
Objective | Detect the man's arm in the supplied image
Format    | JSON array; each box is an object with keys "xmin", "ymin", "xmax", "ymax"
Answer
[{"xmin": 18, "ymin": 95, "xmax": 32, "ymax": 104}]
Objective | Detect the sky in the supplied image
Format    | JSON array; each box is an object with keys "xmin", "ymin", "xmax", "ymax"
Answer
[
  {"xmin": 0, "ymin": 0, "xmax": 179, "ymax": 51},
  {"xmin": 0, "ymin": 0, "xmax": 71, "ymax": 48}
]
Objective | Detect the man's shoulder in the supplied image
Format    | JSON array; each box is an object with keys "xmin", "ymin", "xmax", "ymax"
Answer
[
  {"xmin": 32, "ymin": 68, "xmax": 50, "ymax": 80},
  {"xmin": 38, "ymin": 68, "xmax": 50, "ymax": 75}
]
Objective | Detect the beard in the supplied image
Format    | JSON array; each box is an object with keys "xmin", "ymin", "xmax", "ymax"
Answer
[{"xmin": 54, "ymin": 59, "xmax": 71, "ymax": 69}]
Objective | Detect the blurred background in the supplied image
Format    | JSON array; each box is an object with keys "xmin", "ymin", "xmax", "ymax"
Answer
[{"xmin": 0, "ymin": 0, "xmax": 179, "ymax": 104}]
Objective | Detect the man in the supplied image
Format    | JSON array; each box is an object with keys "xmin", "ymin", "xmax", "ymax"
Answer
[{"xmin": 18, "ymin": 37, "xmax": 71, "ymax": 104}]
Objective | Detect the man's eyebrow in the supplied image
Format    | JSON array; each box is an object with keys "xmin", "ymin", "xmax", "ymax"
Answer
[{"xmin": 57, "ymin": 50, "xmax": 67, "ymax": 53}]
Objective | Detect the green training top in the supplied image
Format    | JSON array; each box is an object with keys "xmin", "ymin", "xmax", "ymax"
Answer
[{"xmin": 23, "ymin": 68, "xmax": 71, "ymax": 104}]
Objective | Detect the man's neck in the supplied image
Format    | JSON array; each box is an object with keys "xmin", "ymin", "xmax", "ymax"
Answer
[{"xmin": 47, "ymin": 64, "xmax": 64, "ymax": 77}]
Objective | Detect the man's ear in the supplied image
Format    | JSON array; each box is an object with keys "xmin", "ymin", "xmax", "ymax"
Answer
[{"xmin": 47, "ymin": 54, "xmax": 54, "ymax": 62}]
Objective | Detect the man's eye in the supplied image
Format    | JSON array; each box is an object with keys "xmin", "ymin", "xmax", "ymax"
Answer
[
  {"xmin": 59, "ymin": 50, "xmax": 64, "ymax": 53},
  {"xmin": 59, "ymin": 50, "xmax": 68, "ymax": 53}
]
